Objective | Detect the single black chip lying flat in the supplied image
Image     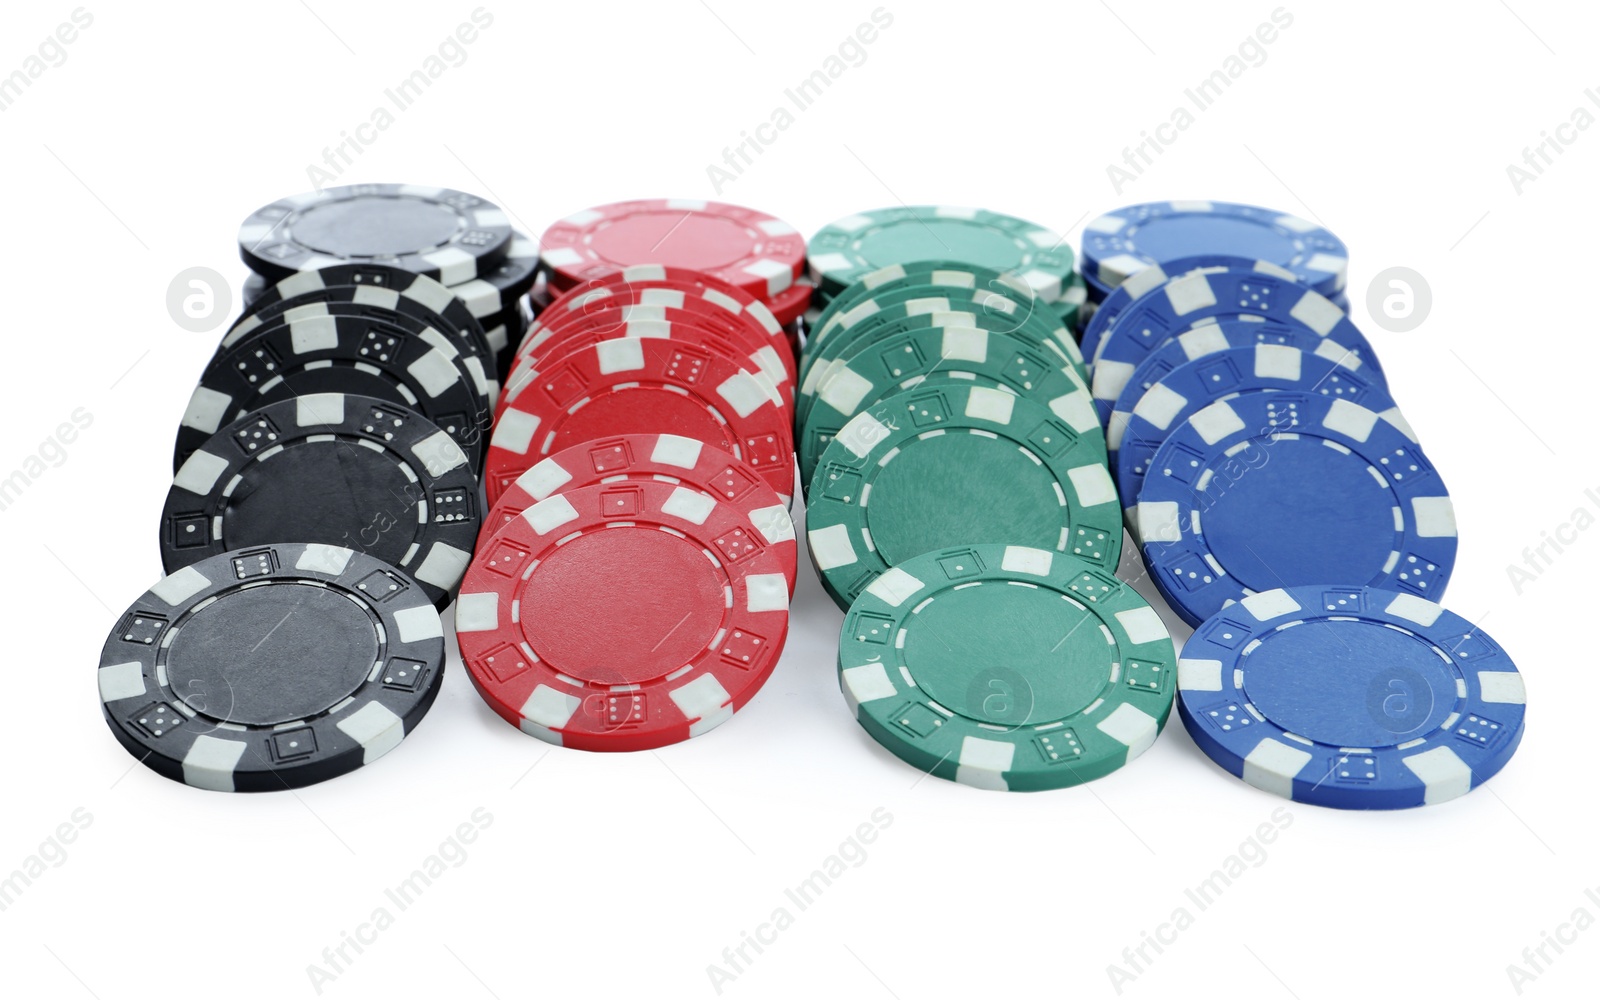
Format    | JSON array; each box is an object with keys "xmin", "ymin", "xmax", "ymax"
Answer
[{"xmin": 99, "ymin": 543, "xmax": 446, "ymax": 792}]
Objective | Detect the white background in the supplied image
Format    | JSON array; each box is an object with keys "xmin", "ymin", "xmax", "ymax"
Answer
[{"xmin": 2, "ymin": 1, "xmax": 1595, "ymax": 997}]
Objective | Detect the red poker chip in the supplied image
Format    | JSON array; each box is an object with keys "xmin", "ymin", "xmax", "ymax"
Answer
[
  {"xmin": 485, "ymin": 337, "xmax": 795, "ymax": 505},
  {"xmin": 456, "ymin": 480, "xmax": 792, "ymax": 751},
  {"xmin": 498, "ymin": 309, "xmax": 794, "ymax": 422},
  {"xmin": 539, "ymin": 200, "xmax": 806, "ymax": 300},
  {"xmin": 478, "ymin": 434, "xmax": 796, "ymax": 591},
  {"xmin": 524, "ymin": 266, "xmax": 795, "ymax": 375}
]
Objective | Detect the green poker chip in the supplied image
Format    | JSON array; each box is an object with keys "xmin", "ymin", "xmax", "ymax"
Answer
[
  {"xmin": 797, "ymin": 297, "xmax": 1086, "ymax": 432},
  {"xmin": 837, "ymin": 543, "xmax": 1176, "ymax": 791},
  {"xmin": 805, "ymin": 382, "xmax": 1120, "ymax": 610},
  {"xmin": 797, "ymin": 325, "xmax": 1097, "ymax": 490},
  {"xmin": 808, "ymin": 207, "xmax": 1077, "ymax": 304}
]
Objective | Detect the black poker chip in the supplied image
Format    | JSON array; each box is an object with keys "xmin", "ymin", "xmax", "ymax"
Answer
[
  {"xmin": 99, "ymin": 542, "xmax": 446, "ymax": 792},
  {"xmin": 162, "ymin": 392, "xmax": 482, "ymax": 610},
  {"xmin": 237, "ymin": 262, "xmax": 496, "ymax": 366},
  {"xmin": 238, "ymin": 183, "xmax": 514, "ymax": 286},
  {"xmin": 174, "ymin": 307, "xmax": 492, "ymax": 473}
]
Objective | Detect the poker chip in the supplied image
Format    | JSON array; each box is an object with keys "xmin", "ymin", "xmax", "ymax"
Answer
[
  {"xmin": 232, "ymin": 271, "xmax": 497, "ymax": 403},
  {"xmin": 1081, "ymin": 201, "xmax": 1348, "ymax": 295},
  {"xmin": 1178, "ymin": 586, "xmax": 1526, "ymax": 809},
  {"xmin": 162, "ymin": 393, "xmax": 479, "ymax": 611},
  {"xmin": 479, "ymin": 434, "xmax": 796, "ymax": 595},
  {"xmin": 239, "ymin": 183, "xmax": 514, "ymax": 286},
  {"xmin": 99, "ymin": 543, "xmax": 445, "ymax": 792},
  {"xmin": 175, "ymin": 307, "xmax": 493, "ymax": 473},
  {"xmin": 808, "ymin": 206, "xmax": 1076, "ymax": 304},
  {"xmin": 798, "ymin": 301, "xmax": 1085, "ymax": 427},
  {"xmin": 1137, "ymin": 391, "xmax": 1457, "ymax": 626},
  {"xmin": 448, "ymin": 235, "xmax": 539, "ymax": 319},
  {"xmin": 1089, "ymin": 268, "xmax": 1386, "ymax": 423},
  {"xmin": 485, "ymin": 337, "xmax": 794, "ymax": 506},
  {"xmin": 1080, "ymin": 254, "xmax": 1296, "ymax": 365},
  {"xmin": 1104, "ymin": 318, "xmax": 1385, "ymax": 460},
  {"xmin": 806, "ymin": 383, "xmax": 1118, "ymax": 611},
  {"xmin": 540, "ymin": 199, "xmax": 806, "ymax": 300},
  {"xmin": 1112, "ymin": 346, "xmax": 1396, "ymax": 540},
  {"xmin": 838, "ymin": 544, "xmax": 1175, "ymax": 791},
  {"xmin": 798, "ymin": 325, "xmax": 1097, "ymax": 491},
  {"xmin": 766, "ymin": 276, "xmax": 813, "ymax": 329},
  {"xmin": 456, "ymin": 480, "xmax": 793, "ymax": 751}
]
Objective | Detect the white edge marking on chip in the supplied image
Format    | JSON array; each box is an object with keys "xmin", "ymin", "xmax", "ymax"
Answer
[
  {"xmin": 1288, "ymin": 291, "xmax": 1341, "ymax": 335},
  {"xmin": 454, "ymin": 592, "xmax": 500, "ymax": 633},
  {"xmin": 98, "ymin": 661, "xmax": 147, "ymax": 703},
  {"xmin": 745, "ymin": 574, "xmax": 788, "ymax": 613},
  {"xmin": 836, "ymin": 413, "xmax": 889, "ymax": 459},
  {"xmin": 521, "ymin": 459, "xmax": 573, "ymax": 501},
  {"xmin": 807, "ymin": 523, "xmax": 857, "ymax": 570},
  {"xmin": 1322, "ymin": 399, "xmax": 1379, "ymax": 441},
  {"xmin": 1477, "ymin": 672, "xmax": 1526, "ymax": 705},
  {"xmin": 1165, "ymin": 273, "xmax": 1220, "ymax": 316},
  {"xmin": 662, "ymin": 487, "xmax": 716, "ymax": 525},
  {"xmin": 866, "ymin": 567, "xmax": 923, "ymax": 606},
  {"xmin": 173, "ymin": 449, "xmax": 231, "ymax": 496},
  {"xmin": 1240, "ymin": 589, "xmax": 1301, "ymax": 621},
  {"xmin": 717, "ymin": 373, "xmax": 769, "ymax": 419},
  {"xmin": 181, "ymin": 385, "xmax": 233, "ymax": 434},
  {"xmin": 1096, "ymin": 703, "xmax": 1159, "ymax": 760},
  {"xmin": 1048, "ymin": 392, "xmax": 1100, "ymax": 435},
  {"xmin": 1384, "ymin": 592, "xmax": 1444, "ymax": 627},
  {"xmin": 1241, "ymin": 739, "xmax": 1313, "ymax": 799},
  {"xmin": 1402, "ymin": 745, "xmax": 1474, "ymax": 805},
  {"xmin": 1254, "ymin": 344, "xmax": 1303, "ymax": 380},
  {"xmin": 1114, "ymin": 606, "xmax": 1167, "ymax": 645},
  {"xmin": 149, "ymin": 565, "xmax": 212, "ymax": 606},
  {"xmin": 337, "ymin": 701, "xmax": 406, "ymax": 763},
  {"xmin": 819, "ymin": 367, "xmax": 874, "ymax": 416},
  {"xmin": 1000, "ymin": 546, "xmax": 1052, "ymax": 577},
  {"xmin": 524, "ymin": 494, "xmax": 581, "ymax": 535},
  {"xmin": 597, "ymin": 337, "xmax": 645, "ymax": 373},
  {"xmin": 522, "ymin": 685, "xmax": 581, "ymax": 730},
  {"xmin": 295, "ymin": 393, "xmax": 345, "ymax": 426},
  {"xmin": 841, "ymin": 663, "xmax": 898, "ymax": 712},
  {"xmin": 651, "ymin": 434, "xmax": 703, "ymax": 468},
  {"xmin": 183, "ymin": 735, "xmax": 248, "ymax": 792},
  {"xmin": 749, "ymin": 505, "xmax": 795, "ymax": 544},
  {"xmin": 408, "ymin": 349, "xmax": 461, "ymax": 398},
  {"xmin": 942, "ymin": 326, "xmax": 988, "ymax": 362},
  {"xmin": 1137, "ymin": 502, "xmax": 1182, "ymax": 544},
  {"xmin": 1134, "ymin": 383, "xmax": 1188, "ymax": 431},
  {"xmin": 1067, "ymin": 464, "xmax": 1118, "ymax": 508},
  {"xmin": 671, "ymin": 673, "xmax": 733, "ymax": 727},
  {"xmin": 492, "ymin": 409, "xmax": 539, "ymax": 456},
  {"xmin": 412, "ymin": 430, "xmax": 468, "ymax": 477},
  {"xmin": 1189, "ymin": 399, "xmax": 1247, "ymax": 445},
  {"xmin": 955, "ymin": 737, "xmax": 1014, "ymax": 791},
  {"xmin": 412, "ymin": 544, "xmax": 471, "ymax": 592},
  {"xmin": 1411, "ymin": 496, "xmax": 1458, "ymax": 538},
  {"xmin": 297, "ymin": 544, "xmax": 354, "ymax": 576},
  {"xmin": 965, "ymin": 385, "xmax": 1016, "ymax": 423}
]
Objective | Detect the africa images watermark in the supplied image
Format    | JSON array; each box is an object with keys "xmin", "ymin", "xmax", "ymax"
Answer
[
  {"xmin": 1506, "ymin": 88, "xmax": 1600, "ymax": 195},
  {"xmin": 706, "ymin": 7, "xmax": 895, "ymax": 195},
  {"xmin": 305, "ymin": 807, "xmax": 493, "ymax": 994},
  {"xmin": 1504, "ymin": 885, "xmax": 1600, "ymax": 994},
  {"xmin": 706, "ymin": 806, "xmax": 894, "ymax": 994},
  {"xmin": 1504, "ymin": 486, "xmax": 1600, "ymax": 595},
  {"xmin": 0, "ymin": 8, "xmax": 94, "ymax": 113},
  {"xmin": 1106, "ymin": 806, "xmax": 1294, "ymax": 994},
  {"xmin": 1106, "ymin": 6, "xmax": 1294, "ymax": 194},
  {"xmin": 0, "ymin": 408, "xmax": 95, "ymax": 514},
  {"xmin": 303, "ymin": 8, "xmax": 496, "ymax": 191},
  {"xmin": 0, "ymin": 807, "xmax": 93, "ymax": 913}
]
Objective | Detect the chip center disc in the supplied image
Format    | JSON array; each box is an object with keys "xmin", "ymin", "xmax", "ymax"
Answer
[
  {"xmin": 1131, "ymin": 216, "xmax": 1295, "ymax": 265},
  {"xmin": 224, "ymin": 440, "xmax": 421, "ymax": 567},
  {"xmin": 1242, "ymin": 620, "xmax": 1458, "ymax": 747},
  {"xmin": 1202, "ymin": 439, "xmax": 1394, "ymax": 591},
  {"xmin": 292, "ymin": 197, "xmax": 463, "ymax": 257},
  {"xmin": 867, "ymin": 435, "xmax": 1063, "ymax": 566},
  {"xmin": 857, "ymin": 221, "xmax": 1022, "ymax": 271},
  {"xmin": 166, "ymin": 583, "xmax": 380, "ymax": 726},
  {"xmin": 903, "ymin": 582, "xmax": 1109, "ymax": 725},
  {"xmin": 559, "ymin": 388, "xmax": 731, "ymax": 455},
  {"xmin": 519, "ymin": 529, "xmax": 724, "ymax": 685},
  {"xmin": 589, "ymin": 213, "xmax": 756, "ymax": 270}
]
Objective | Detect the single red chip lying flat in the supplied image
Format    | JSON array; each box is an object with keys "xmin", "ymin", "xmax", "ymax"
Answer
[
  {"xmin": 539, "ymin": 200, "xmax": 806, "ymax": 300},
  {"xmin": 485, "ymin": 337, "xmax": 794, "ymax": 506},
  {"xmin": 456, "ymin": 480, "xmax": 792, "ymax": 751},
  {"xmin": 478, "ymin": 434, "xmax": 797, "ymax": 598}
]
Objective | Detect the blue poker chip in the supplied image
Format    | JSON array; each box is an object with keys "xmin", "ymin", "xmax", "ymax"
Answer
[
  {"xmin": 1079, "ymin": 254, "xmax": 1288, "ymax": 366},
  {"xmin": 1137, "ymin": 391, "xmax": 1457, "ymax": 626},
  {"xmin": 1105, "ymin": 318, "xmax": 1386, "ymax": 465},
  {"xmin": 1082, "ymin": 267, "xmax": 1114, "ymax": 304},
  {"xmin": 1112, "ymin": 346, "xmax": 1395, "ymax": 539},
  {"xmin": 1178, "ymin": 585, "xmax": 1527, "ymax": 809},
  {"xmin": 1081, "ymin": 201, "xmax": 1348, "ymax": 296},
  {"xmin": 1089, "ymin": 268, "xmax": 1383, "ymax": 425}
]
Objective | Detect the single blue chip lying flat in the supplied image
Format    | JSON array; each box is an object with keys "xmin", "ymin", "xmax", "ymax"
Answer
[
  {"xmin": 1089, "ymin": 268, "xmax": 1383, "ymax": 425},
  {"xmin": 1137, "ymin": 391, "xmax": 1456, "ymax": 626},
  {"xmin": 1178, "ymin": 585, "xmax": 1527, "ymax": 809},
  {"xmin": 1081, "ymin": 201, "xmax": 1348, "ymax": 297},
  {"xmin": 1113, "ymin": 345, "xmax": 1395, "ymax": 538},
  {"xmin": 1105, "ymin": 317, "xmax": 1384, "ymax": 462}
]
